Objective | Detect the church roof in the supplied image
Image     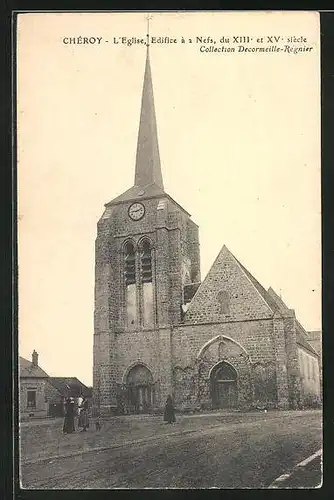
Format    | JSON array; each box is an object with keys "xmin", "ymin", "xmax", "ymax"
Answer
[
  {"xmin": 295, "ymin": 324, "xmax": 319, "ymax": 356},
  {"xmin": 267, "ymin": 287, "xmax": 290, "ymax": 312},
  {"xmin": 106, "ymin": 46, "xmax": 165, "ymax": 206},
  {"xmin": 308, "ymin": 329, "xmax": 322, "ymax": 340},
  {"xmin": 184, "ymin": 282, "xmax": 201, "ymax": 304},
  {"xmin": 234, "ymin": 259, "xmax": 279, "ymax": 314},
  {"xmin": 135, "ymin": 47, "xmax": 164, "ymax": 190},
  {"xmin": 19, "ymin": 356, "xmax": 49, "ymax": 378},
  {"xmin": 307, "ymin": 330, "xmax": 322, "ymax": 356},
  {"xmin": 106, "ymin": 182, "xmax": 165, "ymax": 206}
]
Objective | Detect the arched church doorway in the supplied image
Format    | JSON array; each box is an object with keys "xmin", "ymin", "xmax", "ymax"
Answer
[
  {"xmin": 210, "ymin": 362, "xmax": 238, "ymax": 409},
  {"xmin": 126, "ymin": 364, "xmax": 154, "ymax": 414}
]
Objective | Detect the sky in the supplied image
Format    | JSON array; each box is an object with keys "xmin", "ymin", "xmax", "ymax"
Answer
[{"xmin": 18, "ymin": 12, "xmax": 321, "ymax": 386}]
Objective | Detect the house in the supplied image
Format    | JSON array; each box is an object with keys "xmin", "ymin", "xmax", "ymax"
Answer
[
  {"xmin": 20, "ymin": 350, "xmax": 92, "ymax": 418},
  {"xmin": 20, "ymin": 350, "xmax": 49, "ymax": 418},
  {"xmin": 45, "ymin": 377, "xmax": 92, "ymax": 417}
]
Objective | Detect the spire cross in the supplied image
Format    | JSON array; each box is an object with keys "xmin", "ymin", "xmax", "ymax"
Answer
[{"xmin": 146, "ymin": 14, "xmax": 152, "ymax": 46}]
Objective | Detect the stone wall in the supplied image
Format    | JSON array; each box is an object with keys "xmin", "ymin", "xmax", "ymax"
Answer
[
  {"xmin": 252, "ymin": 361, "xmax": 277, "ymax": 404},
  {"xmin": 173, "ymin": 320, "xmax": 275, "ymax": 367},
  {"xmin": 186, "ymin": 218, "xmax": 201, "ymax": 283},
  {"xmin": 44, "ymin": 381, "xmax": 62, "ymax": 404},
  {"xmin": 171, "ymin": 319, "xmax": 279, "ymax": 409},
  {"xmin": 298, "ymin": 346, "xmax": 321, "ymax": 405},
  {"xmin": 98, "ymin": 317, "xmax": 293, "ymax": 412},
  {"xmin": 272, "ymin": 313, "xmax": 289, "ymax": 408},
  {"xmin": 114, "ymin": 327, "xmax": 172, "ymax": 409},
  {"xmin": 283, "ymin": 313, "xmax": 302, "ymax": 409}
]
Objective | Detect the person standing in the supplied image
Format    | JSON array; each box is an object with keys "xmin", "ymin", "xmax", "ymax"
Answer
[
  {"xmin": 78, "ymin": 397, "xmax": 89, "ymax": 432},
  {"xmin": 163, "ymin": 395, "xmax": 176, "ymax": 424},
  {"xmin": 63, "ymin": 397, "xmax": 75, "ymax": 434},
  {"xmin": 77, "ymin": 394, "xmax": 83, "ymax": 418}
]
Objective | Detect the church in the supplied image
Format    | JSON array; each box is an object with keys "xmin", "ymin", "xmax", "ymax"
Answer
[{"xmin": 93, "ymin": 47, "xmax": 321, "ymax": 415}]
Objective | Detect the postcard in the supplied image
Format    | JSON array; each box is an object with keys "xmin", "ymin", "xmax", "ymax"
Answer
[{"xmin": 17, "ymin": 11, "xmax": 321, "ymax": 489}]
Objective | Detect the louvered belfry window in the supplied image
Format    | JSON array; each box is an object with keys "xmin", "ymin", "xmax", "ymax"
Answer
[
  {"xmin": 124, "ymin": 241, "xmax": 136, "ymax": 326},
  {"xmin": 123, "ymin": 239, "xmax": 154, "ymax": 327},
  {"xmin": 140, "ymin": 240, "xmax": 154, "ymax": 327},
  {"xmin": 124, "ymin": 242, "xmax": 136, "ymax": 285},
  {"xmin": 140, "ymin": 240, "xmax": 152, "ymax": 283}
]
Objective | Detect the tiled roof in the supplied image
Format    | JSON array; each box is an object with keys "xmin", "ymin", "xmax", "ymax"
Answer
[
  {"xmin": 234, "ymin": 258, "xmax": 280, "ymax": 313},
  {"xmin": 307, "ymin": 330, "xmax": 322, "ymax": 341},
  {"xmin": 306, "ymin": 331, "xmax": 322, "ymax": 357},
  {"xmin": 295, "ymin": 323, "xmax": 319, "ymax": 357},
  {"xmin": 19, "ymin": 357, "xmax": 49, "ymax": 378},
  {"xmin": 106, "ymin": 183, "xmax": 165, "ymax": 205},
  {"xmin": 227, "ymin": 257, "xmax": 319, "ymax": 358},
  {"xmin": 104, "ymin": 186, "xmax": 191, "ymax": 218},
  {"xmin": 267, "ymin": 287, "xmax": 290, "ymax": 312},
  {"xmin": 184, "ymin": 283, "xmax": 201, "ymax": 304},
  {"xmin": 46, "ymin": 377, "xmax": 91, "ymax": 398}
]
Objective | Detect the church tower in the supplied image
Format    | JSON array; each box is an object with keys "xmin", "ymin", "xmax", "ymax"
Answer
[{"xmin": 93, "ymin": 47, "xmax": 201, "ymax": 414}]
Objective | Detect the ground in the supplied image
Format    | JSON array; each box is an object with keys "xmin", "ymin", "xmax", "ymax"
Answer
[
  {"xmin": 20, "ymin": 409, "xmax": 322, "ymax": 489},
  {"xmin": 272, "ymin": 454, "xmax": 322, "ymax": 489}
]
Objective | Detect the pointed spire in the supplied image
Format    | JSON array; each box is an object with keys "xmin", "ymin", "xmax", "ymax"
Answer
[{"xmin": 134, "ymin": 45, "xmax": 164, "ymax": 189}]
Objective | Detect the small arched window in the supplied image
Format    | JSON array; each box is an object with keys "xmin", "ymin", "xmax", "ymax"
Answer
[{"xmin": 217, "ymin": 290, "xmax": 230, "ymax": 315}]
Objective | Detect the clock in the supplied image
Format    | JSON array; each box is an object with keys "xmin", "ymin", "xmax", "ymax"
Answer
[{"xmin": 128, "ymin": 202, "xmax": 145, "ymax": 221}]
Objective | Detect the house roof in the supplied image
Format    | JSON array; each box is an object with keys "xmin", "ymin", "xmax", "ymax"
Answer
[
  {"xmin": 19, "ymin": 356, "xmax": 49, "ymax": 378},
  {"xmin": 46, "ymin": 377, "xmax": 91, "ymax": 398}
]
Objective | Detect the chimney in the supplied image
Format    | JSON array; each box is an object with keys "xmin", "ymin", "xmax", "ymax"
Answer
[{"xmin": 32, "ymin": 350, "xmax": 38, "ymax": 367}]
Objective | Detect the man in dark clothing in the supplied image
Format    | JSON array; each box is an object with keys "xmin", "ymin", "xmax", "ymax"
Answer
[
  {"xmin": 63, "ymin": 398, "xmax": 75, "ymax": 433},
  {"xmin": 163, "ymin": 395, "xmax": 176, "ymax": 424}
]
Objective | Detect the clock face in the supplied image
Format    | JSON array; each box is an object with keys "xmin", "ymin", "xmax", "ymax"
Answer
[{"xmin": 128, "ymin": 202, "xmax": 145, "ymax": 221}]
